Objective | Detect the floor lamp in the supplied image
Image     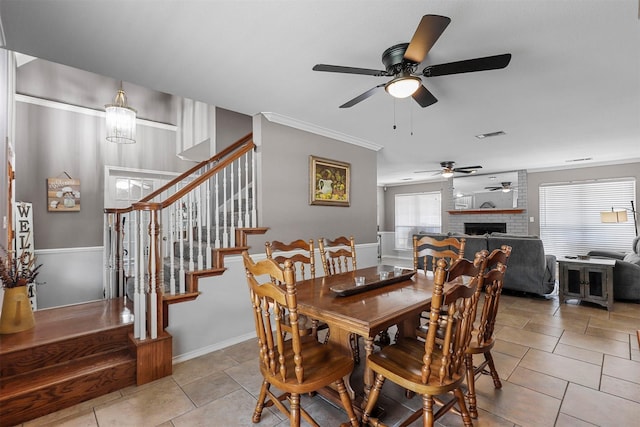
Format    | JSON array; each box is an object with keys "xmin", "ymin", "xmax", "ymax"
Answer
[{"xmin": 600, "ymin": 201, "xmax": 638, "ymax": 237}]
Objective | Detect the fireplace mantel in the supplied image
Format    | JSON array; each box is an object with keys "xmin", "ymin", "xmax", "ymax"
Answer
[{"xmin": 448, "ymin": 208, "xmax": 525, "ymax": 215}]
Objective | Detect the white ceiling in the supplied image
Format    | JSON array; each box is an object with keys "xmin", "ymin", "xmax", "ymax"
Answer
[{"xmin": 1, "ymin": 0, "xmax": 639, "ymax": 185}]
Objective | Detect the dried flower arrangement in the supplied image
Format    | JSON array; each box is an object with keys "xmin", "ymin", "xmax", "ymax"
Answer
[{"xmin": 0, "ymin": 246, "xmax": 42, "ymax": 288}]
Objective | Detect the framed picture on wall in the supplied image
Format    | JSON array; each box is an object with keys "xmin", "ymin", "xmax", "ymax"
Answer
[
  {"xmin": 309, "ymin": 156, "xmax": 350, "ymax": 207},
  {"xmin": 47, "ymin": 178, "xmax": 81, "ymax": 212}
]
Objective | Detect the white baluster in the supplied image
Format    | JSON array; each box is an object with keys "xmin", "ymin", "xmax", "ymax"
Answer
[
  {"xmin": 251, "ymin": 149, "xmax": 257, "ymax": 227},
  {"xmin": 196, "ymin": 186, "xmax": 204, "ymax": 269},
  {"xmin": 188, "ymin": 192, "xmax": 195, "ymax": 271},
  {"xmin": 237, "ymin": 157, "xmax": 243, "ymax": 229},
  {"xmin": 178, "ymin": 199, "xmax": 185, "ymax": 294},
  {"xmin": 149, "ymin": 211, "xmax": 158, "ymax": 340},
  {"xmin": 137, "ymin": 210, "xmax": 146, "ymax": 340},
  {"xmin": 169, "ymin": 206, "xmax": 176, "ymax": 296},
  {"xmin": 223, "ymin": 168, "xmax": 228, "ymax": 247},
  {"xmin": 206, "ymin": 179, "xmax": 212, "ymax": 268},
  {"xmin": 214, "ymin": 174, "xmax": 220, "ymax": 249},
  {"xmin": 244, "ymin": 152, "xmax": 251, "ymax": 227},
  {"xmin": 230, "ymin": 162, "xmax": 236, "ymax": 246}
]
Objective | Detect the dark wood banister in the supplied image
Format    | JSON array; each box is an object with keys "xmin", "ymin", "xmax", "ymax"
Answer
[{"xmin": 104, "ymin": 132, "xmax": 254, "ymax": 215}]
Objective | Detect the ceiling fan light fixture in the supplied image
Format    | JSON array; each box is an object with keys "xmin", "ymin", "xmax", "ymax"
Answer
[
  {"xmin": 385, "ymin": 73, "xmax": 421, "ymax": 98},
  {"xmin": 441, "ymin": 169, "xmax": 454, "ymax": 178}
]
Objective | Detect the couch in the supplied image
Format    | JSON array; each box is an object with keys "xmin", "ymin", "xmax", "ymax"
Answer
[
  {"xmin": 414, "ymin": 232, "xmax": 556, "ymax": 296},
  {"xmin": 587, "ymin": 236, "xmax": 640, "ymax": 301}
]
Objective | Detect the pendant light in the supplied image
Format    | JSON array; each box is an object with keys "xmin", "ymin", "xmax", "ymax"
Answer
[{"xmin": 105, "ymin": 82, "xmax": 137, "ymax": 144}]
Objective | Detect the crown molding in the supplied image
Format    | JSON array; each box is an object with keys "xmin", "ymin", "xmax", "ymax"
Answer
[
  {"xmin": 262, "ymin": 112, "xmax": 383, "ymax": 152},
  {"xmin": 15, "ymin": 94, "xmax": 177, "ymax": 131}
]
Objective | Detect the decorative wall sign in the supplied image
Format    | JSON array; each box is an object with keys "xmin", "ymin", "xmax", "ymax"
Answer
[
  {"xmin": 309, "ymin": 156, "xmax": 350, "ymax": 207},
  {"xmin": 47, "ymin": 178, "xmax": 81, "ymax": 212},
  {"xmin": 15, "ymin": 201, "xmax": 37, "ymax": 310}
]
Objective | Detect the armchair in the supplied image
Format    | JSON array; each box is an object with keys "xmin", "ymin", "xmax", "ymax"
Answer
[{"xmin": 588, "ymin": 236, "xmax": 640, "ymax": 301}]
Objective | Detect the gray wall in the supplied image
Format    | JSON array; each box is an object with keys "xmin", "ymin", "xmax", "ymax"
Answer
[
  {"xmin": 381, "ymin": 179, "xmax": 452, "ymax": 233},
  {"xmin": 253, "ymin": 115, "xmax": 378, "ymax": 249},
  {"xmin": 14, "ymin": 59, "xmax": 192, "ymax": 249},
  {"xmin": 215, "ymin": 107, "xmax": 252, "ymax": 152}
]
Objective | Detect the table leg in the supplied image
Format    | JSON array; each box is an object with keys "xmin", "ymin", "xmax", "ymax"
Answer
[{"xmin": 362, "ymin": 336, "xmax": 375, "ymax": 399}]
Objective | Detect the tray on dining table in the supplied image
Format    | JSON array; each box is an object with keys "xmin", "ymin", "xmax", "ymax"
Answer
[{"xmin": 330, "ymin": 267, "xmax": 416, "ymax": 297}]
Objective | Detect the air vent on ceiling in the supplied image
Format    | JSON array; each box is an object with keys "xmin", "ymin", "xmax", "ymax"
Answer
[
  {"xmin": 565, "ymin": 157, "xmax": 593, "ymax": 163},
  {"xmin": 475, "ymin": 131, "xmax": 506, "ymax": 139}
]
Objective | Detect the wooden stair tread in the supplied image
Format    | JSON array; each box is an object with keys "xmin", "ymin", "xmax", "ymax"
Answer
[
  {"xmin": 163, "ymin": 291, "xmax": 201, "ymax": 305},
  {"xmin": 0, "ymin": 299, "xmax": 133, "ymax": 355},
  {"xmin": 1, "ymin": 349, "xmax": 136, "ymax": 426},
  {"xmin": 0, "ymin": 349, "xmax": 135, "ymax": 399}
]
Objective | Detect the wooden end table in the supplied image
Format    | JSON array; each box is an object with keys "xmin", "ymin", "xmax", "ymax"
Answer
[{"xmin": 558, "ymin": 257, "xmax": 616, "ymax": 311}]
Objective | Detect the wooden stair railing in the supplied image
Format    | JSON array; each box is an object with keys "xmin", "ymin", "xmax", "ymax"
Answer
[{"xmin": 103, "ymin": 133, "xmax": 267, "ymax": 373}]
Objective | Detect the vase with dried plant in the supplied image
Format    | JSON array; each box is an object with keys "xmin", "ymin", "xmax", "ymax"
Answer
[{"xmin": 0, "ymin": 246, "xmax": 42, "ymax": 333}]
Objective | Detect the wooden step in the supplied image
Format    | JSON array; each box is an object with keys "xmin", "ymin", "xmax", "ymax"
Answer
[
  {"xmin": 1, "ymin": 349, "xmax": 136, "ymax": 426},
  {"xmin": 0, "ymin": 299, "xmax": 137, "ymax": 426}
]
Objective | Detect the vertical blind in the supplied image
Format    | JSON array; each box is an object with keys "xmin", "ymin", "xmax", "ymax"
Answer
[
  {"xmin": 539, "ymin": 178, "xmax": 636, "ymax": 257},
  {"xmin": 394, "ymin": 191, "xmax": 442, "ymax": 249}
]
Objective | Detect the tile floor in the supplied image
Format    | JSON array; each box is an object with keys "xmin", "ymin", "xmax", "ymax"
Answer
[{"xmin": 20, "ymin": 259, "xmax": 640, "ymax": 427}]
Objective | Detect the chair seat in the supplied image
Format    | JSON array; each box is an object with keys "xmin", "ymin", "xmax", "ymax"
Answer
[
  {"xmin": 261, "ymin": 336, "xmax": 355, "ymax": 394},
  {"xmin": 466, "ymin": 330, "xmax": 496, "ymax": 354},
  {"xmin": 367, "ymin": 337, "xmax": 465, "ymax": 396}
]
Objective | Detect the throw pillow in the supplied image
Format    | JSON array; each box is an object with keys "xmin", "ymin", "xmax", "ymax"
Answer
[{"xmin": 623, "ymin": 252, "xmax": 640, "ymax": 266}]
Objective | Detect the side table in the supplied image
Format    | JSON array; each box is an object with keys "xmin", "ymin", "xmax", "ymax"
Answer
[{"xmin": 558, "ymin": 257, "xmax": 616, "ymax": 311}]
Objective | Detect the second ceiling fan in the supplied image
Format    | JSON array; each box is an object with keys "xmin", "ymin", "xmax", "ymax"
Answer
[{"xmin": 312, "ymin": 14, "xmax": 511, "ymax": 108}]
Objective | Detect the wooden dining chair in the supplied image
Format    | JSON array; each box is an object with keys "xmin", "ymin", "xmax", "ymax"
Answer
[
  {"xmin": 413, "ymin": 234, "xmax": 468, "ymax": 333},
  {"xmin": 265, "ymin": 239, "xmax": 326, "ymax": 340},
  {"xmin": 413, "ymin": 234, "xmax": 466, "ymax": 274},
  {"xmin": 362, "ymin": 252, "xmax": 486, "ymax": 427},
  {"xmin": 465, "ymin": 245, "xmax": 511, "ymax": 419},
  {"xmin": 318, "ymin": 235, "xmax": 361, "ymax": 359},
  {"xmin": 319, "ymin": 235, "xmax": 357, "ymax": 276},
  {"xmin": 242, "ymin": 252, "xmax": 359, "ymax": 427},
  {"xmin": 265, "ymin": 239, "xmax": 316, "ymax": 281}
]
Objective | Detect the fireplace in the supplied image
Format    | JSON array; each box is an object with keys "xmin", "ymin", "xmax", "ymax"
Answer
[{"xmin": 464, "ymin": 222, "xmax": 507, "ymax": 235}]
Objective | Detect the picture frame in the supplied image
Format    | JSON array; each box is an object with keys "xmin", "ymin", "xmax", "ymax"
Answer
[
  {"xmin": 309, "ymin": 156, "xmax": 350, "ymax": 207},
  {"xmin": 47, "ymin": 178, "xmax": 81, "ymax": 212}
]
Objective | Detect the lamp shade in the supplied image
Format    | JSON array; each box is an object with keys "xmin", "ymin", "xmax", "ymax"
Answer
[
  {"xmin": 600, "ymin": 210, "xmax": 628, "ymax": 223},
  {"xmin": 105, "ymin": 88, "xmax": 137, "ymax": 144}
]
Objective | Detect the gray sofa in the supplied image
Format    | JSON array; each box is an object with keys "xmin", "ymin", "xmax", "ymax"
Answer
[
  {"xmin": 415, "ymin": 232, "xmax": 556, "ymax": 296},
  {"xmin": 587, "ymin": 236, "xmax": 640, "ymax": 301}
]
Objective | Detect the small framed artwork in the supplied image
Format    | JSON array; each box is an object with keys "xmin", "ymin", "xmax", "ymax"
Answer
[
  {"xmin": 309, "ymin": 156, "xmax": 350, "ymax": 207},
  {"xmin": 47, "ymin": 178, "xmax": 81, "ymax": 212}
]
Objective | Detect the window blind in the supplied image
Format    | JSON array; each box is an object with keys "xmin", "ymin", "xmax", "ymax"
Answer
[
  {"xmin": 539, "ymin": 178, "xmax": 636, "ymax": 257},
  {"xmin": 394, "ymin": 191, "xmax": 442, "ymax": 250}
]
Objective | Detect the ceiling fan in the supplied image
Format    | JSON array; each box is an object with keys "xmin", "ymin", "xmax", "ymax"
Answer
[
  {"xmin": 485, "ymin": 182, "xmax": 514, "ymax": 192},
  {"xmin": 438, "ymin": 161, "xmax": 482, "ymax": 178},
  {"xmin": 312, "ymin": 14, "xmax": 512, "ymax": 108}
]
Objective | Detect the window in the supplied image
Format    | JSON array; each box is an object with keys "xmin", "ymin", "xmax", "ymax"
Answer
[
  {"xmin": 539, "ymin": 178, "xmax": 636, "ymax": 257},
  {"xmin": 395, "ymin": 192, "xmax": 442, "ymax": 249}
]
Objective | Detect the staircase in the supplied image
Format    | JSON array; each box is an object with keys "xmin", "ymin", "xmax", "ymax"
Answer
[
  {"xmin": 0, "ymin": 299, "xmax": 137, "ymax": 426},
  {"xmin": 103, "ymin": 132, "xmax": 266, "ymax": 378},
  {"xmin": 0, "ymin": 133, "xmax": 267, "ymax": 425}
]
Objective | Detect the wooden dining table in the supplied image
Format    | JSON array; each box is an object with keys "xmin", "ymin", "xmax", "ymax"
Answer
[{"xmin": 294, "ymin": 265, "xmax": 465, "ymax": 407}]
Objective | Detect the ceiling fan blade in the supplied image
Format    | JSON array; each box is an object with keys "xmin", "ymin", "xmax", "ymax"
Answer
[
  {"xmin": 403, "ymin": 15, "xmax": 451, "ymax": 64},
  {"xmin": 454, "ymin": 165, "xmax": 483, "ymax": 171},
  {"xmin": 422, "ymin": 53, "xmax": 512, "ymax": 77},
  {"xmin": 313, "ymin": 64, "xmax": 388, "ymax": 77},
  {"xmin": 412, "ymin": 84, "xmax": 438, "ymax": 107},
  {"xmin": 339, "ymin": 84, "xmax": 385, "ymax": 108}
]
